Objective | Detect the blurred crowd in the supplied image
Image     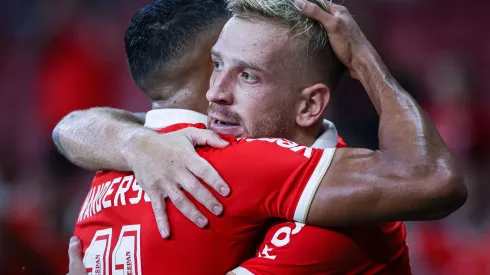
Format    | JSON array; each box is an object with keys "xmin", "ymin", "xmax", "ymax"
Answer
[{"xmin": 0, "ymin": 0, "xmax": 488, "ymax": 274}]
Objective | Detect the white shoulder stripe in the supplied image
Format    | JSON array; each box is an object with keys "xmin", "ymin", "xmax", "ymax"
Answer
[
  {"xmin": 293, "ymin": 148, "xmax": 337, "ymax": 223},
  {"xmin": 231, "ymin": 267, "xmax": 255, "ymax": 275}
]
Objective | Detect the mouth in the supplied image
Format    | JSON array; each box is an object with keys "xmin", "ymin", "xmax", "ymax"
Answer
[
  {"xmin": 213, "ymin": 119, "xmax": 240, "ymax": 127},
  {"xmin": 209, "ymin": 117, "xmax": 243, "ymax": 137}
]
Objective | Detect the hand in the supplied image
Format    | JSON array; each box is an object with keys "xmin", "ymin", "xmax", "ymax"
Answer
[
  {"xmin": 125, "ymin": 127, "xmax": 231, "ymax": 238},
  {"xmin": 67, "ymin": 237, "xmax": 88, "ymax": 275},
  {"xmin": 296, "ymin": 0, "xmax": 374, "ymax": 79}
]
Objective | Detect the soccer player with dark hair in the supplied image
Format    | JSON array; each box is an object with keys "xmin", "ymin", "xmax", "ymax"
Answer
[{"xmin": 57, "ymin": 0, "xmax": 466, "ymax": 274}]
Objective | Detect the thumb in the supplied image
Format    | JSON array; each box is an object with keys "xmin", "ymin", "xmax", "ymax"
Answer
[
  {"xmin": 68, "ymin": 236, "xmax": 88, "ymax": 275},
  {"xmin": 187, "ymin": 128, "xmax": 230, "ymax": 148}
]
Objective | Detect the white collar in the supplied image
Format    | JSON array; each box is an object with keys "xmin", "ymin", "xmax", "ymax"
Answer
[
  {"xmin": 311, "ymin": 120, "xmax": 339, "ymax": 149},
  {"xmin": 145, "ymin": 109, "xmax": 339, "ymax": 148},
  {"xmin": 144, "ymin": 109, "xmax": 208, "ymax": 129}
]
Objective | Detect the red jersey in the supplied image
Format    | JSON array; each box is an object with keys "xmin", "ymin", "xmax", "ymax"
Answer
[
  {"xmin": 74, "ymin": 123, "xmax": 336, "ymax": 275},
  {"xmin": 233, "ymin": 222, "xmax": 411, "ymax": 275},
  {"xmin": 233, "ymin": 138, "xmax": 412, "ymax": 275}
]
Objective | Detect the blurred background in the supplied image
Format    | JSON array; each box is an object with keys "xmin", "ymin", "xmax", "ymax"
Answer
[{"xmin": 0, "ymin": 0, "xmax": 488, "ymax": 274}]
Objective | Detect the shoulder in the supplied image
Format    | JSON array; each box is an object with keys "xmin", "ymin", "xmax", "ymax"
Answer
[
  {"xmin": 234, "ymin": 137, "xmax": 320, "ymax": 159},
  {"xmin": 198, "ymin": 137, "xmax": 331, "ymax": 178}
]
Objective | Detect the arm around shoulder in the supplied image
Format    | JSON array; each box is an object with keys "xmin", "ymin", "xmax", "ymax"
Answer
[
  {"xmin": 52, "ymin": 107, "xmax": 149, "ymax": 171},
  {"xmin": 306, "ymin": 147, "xmax": 467, "ymax": 227}
]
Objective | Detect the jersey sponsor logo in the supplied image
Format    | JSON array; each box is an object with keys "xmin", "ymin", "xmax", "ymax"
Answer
[
  {"xmin": 258, "ymin": 222, "xmax": 305, "ymax": 260},
  {"xmin": 244, "ymin": 138, "xmax": 313, "ymax": 158},
  {"xmin": 78, "ymin": 175, "xmax": 150, "ymax": 222}
]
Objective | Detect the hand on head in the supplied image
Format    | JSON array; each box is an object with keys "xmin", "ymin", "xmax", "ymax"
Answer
[{"xmin": 295, "ymin": 0, "xmax": 375, "ymax": 79}]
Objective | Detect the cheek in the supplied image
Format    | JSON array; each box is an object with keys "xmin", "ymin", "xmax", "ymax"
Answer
[
  {"xmin": 237, "ymin": 94, "xmax": 270, "ymax": 118},
  {"xmin": 209, "ymin": 71, "xmax": 217, "ymax": 86}
]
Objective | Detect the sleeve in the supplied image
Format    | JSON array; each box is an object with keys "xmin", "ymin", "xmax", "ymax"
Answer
[{"xmin": 200, "ymin": 137, "xmax": 336, "ymax": 223}]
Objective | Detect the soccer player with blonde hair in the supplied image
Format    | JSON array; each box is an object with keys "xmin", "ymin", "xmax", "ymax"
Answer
[{"xmin": 59, "ymin": 0, "xmax": 465, "ymax": 274}]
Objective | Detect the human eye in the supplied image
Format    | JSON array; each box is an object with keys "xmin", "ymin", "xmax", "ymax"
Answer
[
  {"xmin": 240, "ymin": 71, "xmax": 258, "ymax": 83},
  {"xmin": 212, "ymin": 59, "xmax": 223, "ymax": 71}
]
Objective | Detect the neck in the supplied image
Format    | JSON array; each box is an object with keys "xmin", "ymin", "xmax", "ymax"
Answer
[
  {"xmin": 151, "ymin": 85, "xmax": 208, "ymax": 115},
  {"xmin": 289, "ymin": 121, "xmax": 325, "ymax": 147}
]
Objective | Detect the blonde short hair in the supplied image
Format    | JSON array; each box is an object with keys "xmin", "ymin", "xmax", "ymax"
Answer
[
  {"xmin": 226, "ymin": 0, "xmax": 343, "ymax": 88},
  {"xmin": 227, "ymin": 0, "xmax": 330, "ymax": 53}
]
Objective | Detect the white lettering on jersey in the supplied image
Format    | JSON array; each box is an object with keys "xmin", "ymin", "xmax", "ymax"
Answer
[
  {"xmin": 102, "ymin": 177, "xmax": 121, "ymax": 209},
  {"xmin": 259, "ymin": 245, "xmax": 276, "ymax": 260},
  {"xmin": 78, "ymin": 188, "xmax": 93, "ymax": 222},
  {"xmin": 82, "ymin": 186, "xmax": 98, "ymax": 220},
  {"xmin": 276, "ymin": 139, "xmax": 298, "ymax": 148},
  {"xmin": 245, "ymin": 138, "xmax": 313, "ymax": 158},
  {"xmin": 78, "ymin": 175, "xmax": 152, "ymax": 222},
  {"xmin": 90, "ymin": 185, "xmax": 104, "ymax": 217},
  {"xmin": 258, "ymin": 222, "xmax": 305, "ymax": 260},
  {"xmin": 114, "ymin": 175, "xmax": 133, "ymax": 206},
  {"xmin": 96, "ymin": 181, "xmax": 111, "ymax": 212},
  {"xmin": 129, "ymin": 178, "xmax": 143, "ymax": 204},
  {"xmin": 144, "ymin": 191, "xmax": 151, "ymax": 202},
  {"xmin": 290, "ymin": 146, "xmax": 313, "ymax": 158}
]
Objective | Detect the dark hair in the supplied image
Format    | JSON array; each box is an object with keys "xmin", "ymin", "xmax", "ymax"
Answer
[{"xmin": 125, "ymin": 0, "xmax": 230, "ymax": 95}]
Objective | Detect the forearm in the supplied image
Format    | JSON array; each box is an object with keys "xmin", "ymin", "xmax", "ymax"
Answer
[
  {"xmin": 307, "ymin": 50, "xmax": 466, "ymax": 226},
  {"xmin": 358, "ymin": 51, "xmax": 466, "ymax": 211},
  {"xmin": 53, "ymin": 107, "xmax": 150, "ymax": 171},
  {"xmin": 354, "ymin": 48, "xmax": 450, "ymax": 165},
  {"xmin": 308, "ymin": 152, "xmax": 461, "ymax": 227}
]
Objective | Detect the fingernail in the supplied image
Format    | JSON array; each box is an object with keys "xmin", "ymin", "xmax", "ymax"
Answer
[
  {"xmin": 295, "ymin": 0, "xmax": 306, "ymax": 9},
  {"xmin": 220, "ymin": 139, "xmax": 230, "ymax": 146},
  {"xmin": 213, "ymin": 205, "xmax": 223, "ymax": 215},
  {"xmin": 69, "ymin": 236, "xmax": 79, "ymax": 244},
  {"xmin": 160, "ymin": 229, "xmax": 169, "ymax": 238},
  {"xmin": 197, "ymin": 217, "xmax": 207, "ymax": 228},
  {"xmin": 220, "ymin": 186, "xmax": 230, "ymax": 196}
]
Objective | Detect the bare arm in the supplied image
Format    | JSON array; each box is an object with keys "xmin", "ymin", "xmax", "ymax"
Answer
[
  {"xmin": 52, "ymin": 107, "xmax": 147, "ymax": 171},
  {"xmin": 301, "ymin": 2, "xmax": 466, "ymax": 226},
  {"xmin": 53, "ymin": 107, "xmax": 231, "ymax": 236}
]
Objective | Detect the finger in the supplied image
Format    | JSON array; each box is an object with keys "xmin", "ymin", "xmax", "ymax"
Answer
[
  {"xmin": 163, "ymin": 180, "xmax": 208, "ymax": 228},
  {"xmin": 186, "ymin": 154, "xmax": 230, "ymax": 196},
  {"xmin": 68, "ymin": 236, "xmax": 88, "ymax": 275},
  {"xmin": 295, "ymin": 0, "xmax": 336, "ymax": 24},
  {"xmin": 185, "ymin": 128, "xmax": 230, "ymax": 148},
  {"xmin": 324, "ymin": 2, "xmax": 347, "ymax": 15},
  {"xmin": 148, "ymin": 192, "xmax": 171, "ymax": 238},
  {"xmin": 178, "ymin": 170, "xmax": 224, "ymax": 216}
]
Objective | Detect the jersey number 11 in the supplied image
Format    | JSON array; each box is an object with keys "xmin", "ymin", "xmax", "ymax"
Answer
[{"xmin": 83, "ymin": 224, "xmax": 142, "ymax": 275}]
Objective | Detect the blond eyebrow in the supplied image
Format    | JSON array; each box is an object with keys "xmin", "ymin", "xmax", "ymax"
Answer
[{"xmin": 211, "ymin": 48, "xmax": 265, "ymax": 73}]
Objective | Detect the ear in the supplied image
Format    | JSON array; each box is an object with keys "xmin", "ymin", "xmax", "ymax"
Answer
[{"xmin": 296, "ymin": 83, "xmax": 330, "ymax": 127}]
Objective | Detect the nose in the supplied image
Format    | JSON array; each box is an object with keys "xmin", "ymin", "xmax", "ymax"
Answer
[{"xmin": 207, "ymin": 71, "xmax": 233, "ymax": 105}]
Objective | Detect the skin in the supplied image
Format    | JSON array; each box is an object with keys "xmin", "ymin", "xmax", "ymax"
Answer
[
  {"xmin": 202, "ymin": 7, "xmax": 466, "ymax": 227},
  {"xmin": 54, "ymin": 23, "xmax": 233, "ymax": 234},
  {"xmin": 207, "ymin": 17, "xmax": 328, "ymax": 145},
  {"xmin": 54, "ymin": 2, "xmax": 468, "ymax": 234},
  {"xmin": 64, "ymin": 1, "xmax": 467, "ymax": 274}
]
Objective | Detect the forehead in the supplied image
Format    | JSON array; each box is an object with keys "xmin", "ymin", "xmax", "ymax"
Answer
[{"xmin": 213, "ymin": 16, "xmax": 298, "ymax": 69}]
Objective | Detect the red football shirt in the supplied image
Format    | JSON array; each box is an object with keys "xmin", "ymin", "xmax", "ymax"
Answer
[
  {"xmin": 74, "ymin": 123, "xmax": 336, "ymax": 275},
  {"xmin": 234, "ymin": 222, "xmax": 411, "ymax": 275},
  {"xmin": 233, "ymin": 138, "xmax": 412, "ymax": 275}
]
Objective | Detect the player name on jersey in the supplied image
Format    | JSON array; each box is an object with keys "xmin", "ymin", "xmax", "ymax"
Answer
[
  {"xmin": 77, "ymin": 137, "xmax": 312, "ymax": 224},
  {"xmin": 77, "ymin": 175, "xmax": 149, "ymax": 222},
  {"xmin": 243, "ymin": 137, "xmax": 314, "ymax": 158}
]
